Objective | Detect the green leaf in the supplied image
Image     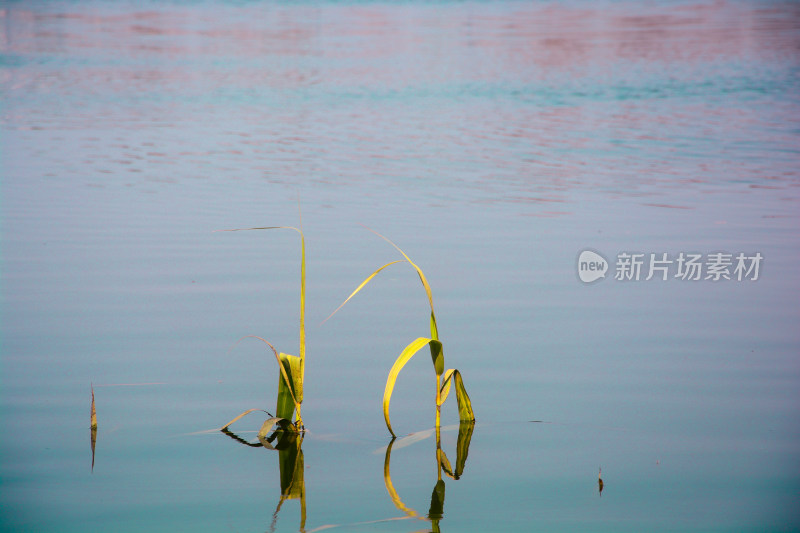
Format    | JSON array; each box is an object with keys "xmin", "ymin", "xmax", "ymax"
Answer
[
  {"xmin": 277, "ymin": 353, "xmax": 302, "ymax": 422},
  {"xmin": 384, "ymin": 337, "xmax": 443, "ymax": 437},
  {"xmin": 429, "ymin": 337, "xmax": 444, "ymax": 377},
  {"xmin": 438, "ymin": 369, "xmax": 475, "ymax": 423}
]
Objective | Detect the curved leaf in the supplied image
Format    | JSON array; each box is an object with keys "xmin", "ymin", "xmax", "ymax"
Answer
[
  {"xmin": 221, "ymin": 415, "xmax": 293, "ymax": 449},
  {"xmin": 322, "ymin": 260, "xmax": 406, "ymax": 324},
  {"xmin": 384, "ymin": 337, "xmax": 443, "ymax": 437},
  {"xmin": 256, "ymin": 417, "xmax": 296, "ymax": 450},
  {"xmin": 361, "ymin": 225, "xmax": 435, "ymax": 319},
  {"xmin": 228, "ymin": 335, "xmax": 301, "ymax": 422},
  {"xmin": 220, "ymin": 408, "xmax": 272, "ymax": 431},
  {"xmin": 257, "ymin": 417, "xmax": 292, "ymax": 440},
  {"xmin": 220, "ymin": 428, "xmax": 263, "ymax": 448},
  {"xmin": 439, "ymin": 421, "xmax": 475, "ymax": 480},
  {"xmin": 383, "ymin": 438, "xmax": 420, "ymax": 518},
  {"xmin": 438, "ymin": 369, "xmax": 455, "ymax": 406},
  {"xmin": 438, "ymin": 369, "xmax": 475, "ymax": 423}
]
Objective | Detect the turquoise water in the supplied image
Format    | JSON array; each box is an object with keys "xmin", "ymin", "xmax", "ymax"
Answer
[{"xmin": 2, "ymin": 1, "xmax": 799, "ymax": 531}]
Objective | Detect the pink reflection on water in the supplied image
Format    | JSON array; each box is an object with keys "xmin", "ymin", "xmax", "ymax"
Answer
[
  {"xmin": 2, "ymin": 1, "xmax": 798, "ymax": 214},
  {"xmin": 2, "ymin": 2, "xmax": 799, "ymax": 87}
]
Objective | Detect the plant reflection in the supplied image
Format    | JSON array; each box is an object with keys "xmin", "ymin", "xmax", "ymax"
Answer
[
  {"xmin": 598, "ymin": 467, "xmax": 604, "ymax": 496},
  {"xmin": 90, "ymin": 384, "xmax": 97, "ymax": 472},
  {"xmin": 219, "ymin": 420, "xmax": 474, "ymax": 532},
  {"xmin": 222, "ymin": 423, "xmax": 306, "ymax": 532},
  {"xmin": 90, "ymin": 427, "xmax": 97, "ymax": 472},
  {"xmin": 384, "ymin": 421, "xmax": 475, "ymax": 532}
]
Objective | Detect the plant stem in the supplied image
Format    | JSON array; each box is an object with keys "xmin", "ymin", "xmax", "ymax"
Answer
[{"xmin": 435, "ymin": 374, "xmax": 441, "ymax": 429}]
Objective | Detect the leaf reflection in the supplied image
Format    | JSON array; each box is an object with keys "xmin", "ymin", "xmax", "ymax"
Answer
[
  {"xmin": 219, "ymin": 420, "xmax": 474, "ymax": 532},
  {"xmin": 598, "ymin": 467, "xmax": 604, "ymax": 497},
  {"xmin": 90, "ymin": 384, "xmax": 97, "ymax": 472},
  {"xmin": 221, "ymin": 422, "xmax": 306, "ymax": 532},
  {"xmin": 90, "ymin": 427, "xmax": 97, "ymax": 473},
  {"xmin": 383, "ymin": 422, "xmax": 475, "ymax": 532},
  {"xmin": 269, "ymin": 431, "xmax": 306, "ymax": 533}
]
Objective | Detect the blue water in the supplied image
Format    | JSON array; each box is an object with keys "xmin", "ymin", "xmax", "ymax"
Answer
[{"xmin": 2, "ymin": 1, "xmax": 799, "ymax": 531}]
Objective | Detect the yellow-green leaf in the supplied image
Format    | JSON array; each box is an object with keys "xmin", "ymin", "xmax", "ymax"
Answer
[
  {"xmin": 438, "ymin": 369, "xmax": 458, "ymax": 406},
  {"xmin": 362, "ymin": 225, "xmax": 435, "ymax": 319},
  {"xmin": 438, "ymin": 369, "xmax": 475, "ymax": 423},
  {"xmin": 384, "ymin": 337, "xmax": 442, "ymax": 437},
  {"xmin": 322, "ymin": 260, "xmax": 406, "ymax": 324},
  {"xmin": 382, "ymin": 438, "xmax": 420, "ymax": 518}
]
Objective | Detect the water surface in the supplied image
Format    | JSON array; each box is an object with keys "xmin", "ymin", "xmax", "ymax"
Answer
[{"xmin": 2, "ymin": 1, "xmax": 799, "ymax": 531}]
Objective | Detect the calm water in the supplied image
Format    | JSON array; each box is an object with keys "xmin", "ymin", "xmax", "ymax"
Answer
[{"xmin": 2, "ymin": 1, "xmax": 799, "ymax": 531}]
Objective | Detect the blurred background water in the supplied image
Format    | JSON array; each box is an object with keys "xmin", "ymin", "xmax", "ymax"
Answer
[{"xmin": 1, "ymin": 1, "xmax": 799, "ymax": 531}]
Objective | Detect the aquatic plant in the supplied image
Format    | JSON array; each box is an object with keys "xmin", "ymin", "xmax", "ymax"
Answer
[
  {"xmin": 326, "ymin": 228, "xmax": 475, "ymax": 437},
  {"xmin": 90, "ymin": 384, "xmax": 97, "ymax": 430},
  {"xmin": 217, "ymin": 224, "xmax": 306, "ymax": 432}
]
